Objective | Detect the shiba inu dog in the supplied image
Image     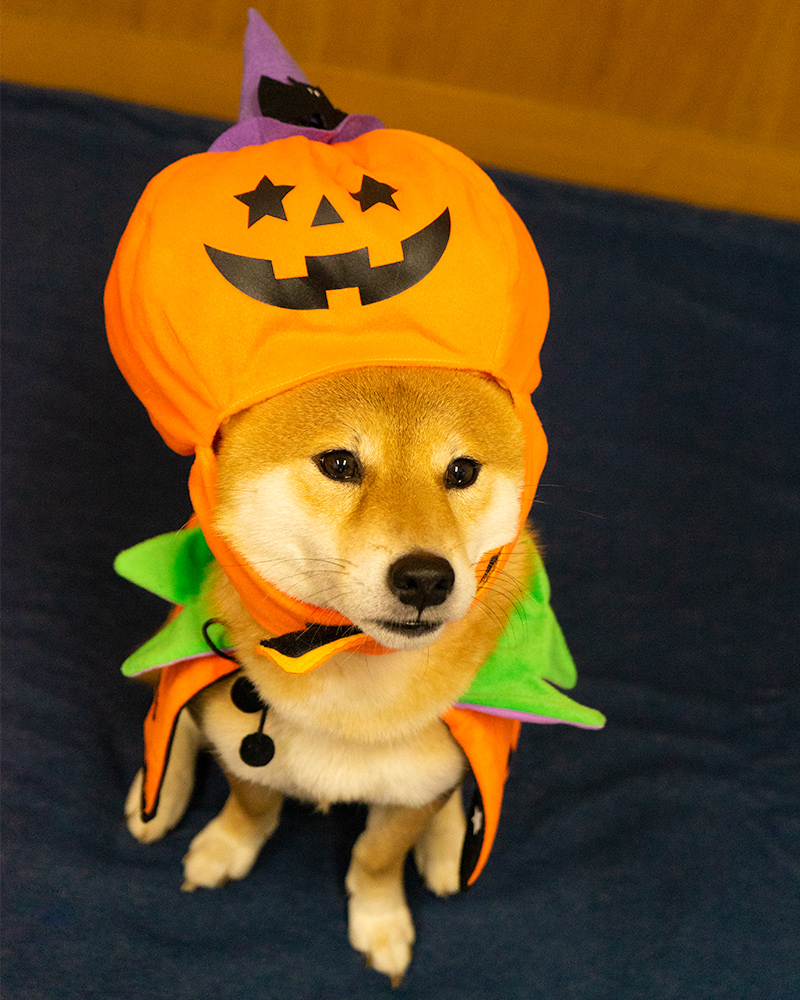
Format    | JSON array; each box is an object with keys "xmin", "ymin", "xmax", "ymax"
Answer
[
  {"xmin": 108, "ymin": 10, "xmax": 603, "ymax": 987},
  {"xmin": 125, "ymin": 366, "xmax": 531, "ymax": 984}
]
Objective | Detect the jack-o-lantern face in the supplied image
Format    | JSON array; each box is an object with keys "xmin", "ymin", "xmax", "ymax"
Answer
[{"xmin": 204, "ymin": 171, "xmax": 451, "ymax": 309}]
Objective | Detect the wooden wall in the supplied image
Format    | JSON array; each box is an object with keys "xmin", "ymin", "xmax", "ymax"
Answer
[{"xmin": 3, "ymin": 0, "xmax": 799, "ymax": 219}]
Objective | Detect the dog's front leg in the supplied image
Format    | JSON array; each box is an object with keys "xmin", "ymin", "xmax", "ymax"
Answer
[
  {"xmin": 413, "ymin": 786, "xmax": 466, "ymax": 896},
  {"xmin": 346, "ymin": 798, "xmax": 445, "ymax": 986},
  {"xmin": 182, "ymin": 774, "xmax": 283, "ymax": 891}
]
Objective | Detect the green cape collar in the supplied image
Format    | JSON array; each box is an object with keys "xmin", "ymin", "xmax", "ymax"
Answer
[{"xmin": 115, "ymin": 528, "xmax": 604, "ymax": 730}]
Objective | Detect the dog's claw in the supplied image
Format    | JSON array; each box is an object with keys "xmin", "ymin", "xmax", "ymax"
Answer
[{"xmin": 362, "ymin": 954, "xmax": 404, "ymax": 989}]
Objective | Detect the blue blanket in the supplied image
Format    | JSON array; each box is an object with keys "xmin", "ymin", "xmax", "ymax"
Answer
[{"xmin": 2, "ymin": 82, "xmax": 798, "ymax": 1000}]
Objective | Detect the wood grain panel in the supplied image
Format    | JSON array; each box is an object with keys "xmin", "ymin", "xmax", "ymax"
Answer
[{"xmin": 3, "ymin": 2, "xmax": 799, "ymax": 219}]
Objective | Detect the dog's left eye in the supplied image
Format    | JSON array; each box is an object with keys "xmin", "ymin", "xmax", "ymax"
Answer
[
  {"xmin": 445, "ymin": 457, "xmax": 481, "ymax": 489},
  {"xmin": 314, "ymin": 450, "xmax": 362, "ymax": 483}
]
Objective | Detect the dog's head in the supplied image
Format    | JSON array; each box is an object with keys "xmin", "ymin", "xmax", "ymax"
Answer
[{"xmin": 214, "ymin": 367, "xmax": 526, "ymax": 650}]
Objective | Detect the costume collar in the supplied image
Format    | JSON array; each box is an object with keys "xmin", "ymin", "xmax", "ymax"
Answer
[
  {"xmin": 114, "ymin": 523, "xmax": 605, "ymax": 732},
  {"xmin": 114, "ymin": 513, "xmax": 512, "ymax": 678}
]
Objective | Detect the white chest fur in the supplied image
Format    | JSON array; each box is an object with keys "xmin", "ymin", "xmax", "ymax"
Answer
[{"xmin": 197, "ymin": 672, "xmax": 467, "ymax": 809}]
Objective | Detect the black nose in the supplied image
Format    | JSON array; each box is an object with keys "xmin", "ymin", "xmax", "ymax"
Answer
[{"xmin": 387, "ymin": 552, "xmax": 455, "ymax": 613}]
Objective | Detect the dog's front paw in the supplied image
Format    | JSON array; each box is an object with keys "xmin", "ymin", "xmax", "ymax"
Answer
[
  {"xmin": 348, "ymin": 895, "xmax": 415, "ymax": 988},
  {"xmin": 181, "ymin": 815, "xmax": 265, "ymax": 891}
]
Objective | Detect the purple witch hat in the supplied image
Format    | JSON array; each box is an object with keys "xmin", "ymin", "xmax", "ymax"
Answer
[{"xmin": 209, "ymin": 9, "xmax": 384, "ymax": 152}]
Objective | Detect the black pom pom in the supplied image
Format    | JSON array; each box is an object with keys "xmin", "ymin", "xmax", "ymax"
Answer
[
  {"xmin": 231, "ymin": 676, "xmax": 265, "ymax": 714},
  {"xmin": 239, "ymin": 732, "xmax": 276, "ymax": 768}
]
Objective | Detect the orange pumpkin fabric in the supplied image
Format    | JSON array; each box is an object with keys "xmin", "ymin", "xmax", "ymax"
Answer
[{"xmin": 105, "ymin": 130, "xmax": 549, "ymax": 643}]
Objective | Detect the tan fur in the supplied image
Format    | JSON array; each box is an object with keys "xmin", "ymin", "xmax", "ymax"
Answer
[{"xmin": 127, "ymin": 367, "xmax": 533, "ymax": 984}]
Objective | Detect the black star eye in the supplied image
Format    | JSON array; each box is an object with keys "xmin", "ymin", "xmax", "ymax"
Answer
[
  {"xmin": 314, "ymin": 450, "xmax": 362, "ymax": 483},
  {"xmin": 445, "ymin": 457, "xmax": 481, "ymax": 490},
  {"xmin": 235, "ymin": 175, "xmax": 295, "ymax": 227},
  {"xmin": 350, "ymin": 175, "xmax": 399, "ymax": 212}
]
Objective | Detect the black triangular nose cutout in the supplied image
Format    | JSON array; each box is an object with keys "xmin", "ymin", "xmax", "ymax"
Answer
[{"xmin": 311, "ymin": 196, "xmax": 344, "ymax": 227}]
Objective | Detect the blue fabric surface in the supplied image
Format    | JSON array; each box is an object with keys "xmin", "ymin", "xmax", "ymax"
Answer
[{"xmin": 2, "ymin": 83, "xmax": 798, "ymax": 1000}]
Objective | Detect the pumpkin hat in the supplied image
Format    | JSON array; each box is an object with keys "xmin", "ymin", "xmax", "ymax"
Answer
[{"xmin": 105, "ymin": 8, "xmax": 550, "ymax": 671}]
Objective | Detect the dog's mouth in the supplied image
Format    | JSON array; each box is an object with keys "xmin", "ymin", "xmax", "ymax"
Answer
[{"xmin": 371, "ymin": 619, "xmax": 445, "ymax": 638}]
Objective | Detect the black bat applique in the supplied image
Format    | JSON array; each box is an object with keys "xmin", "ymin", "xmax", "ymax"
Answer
[{"xmin": 258, "ymin": 75, "xmax": 347, "ymax": 131}]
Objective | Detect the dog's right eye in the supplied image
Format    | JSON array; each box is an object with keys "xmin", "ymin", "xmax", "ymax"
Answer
[
  {"xmin": 314, "ymin": 450, "xmax": 362, "ymax": 483},
  {"xmin": 445, "ymin": 457, "xmax": 481, "ymax": 489}
]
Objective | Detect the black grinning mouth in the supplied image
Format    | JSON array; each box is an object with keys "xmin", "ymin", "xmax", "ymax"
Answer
[{"xmin": 204, "ymin": 208, "xmax": 450, "ymax": 310}]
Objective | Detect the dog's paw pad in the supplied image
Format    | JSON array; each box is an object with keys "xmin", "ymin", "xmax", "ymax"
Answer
[
  {"xmin": 348, "ymin": 899, "xmax": 415, "ymax": 985},
  {"xmin": 181, "ymin": 819, "xmax": 262, "ymax": 889}
]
